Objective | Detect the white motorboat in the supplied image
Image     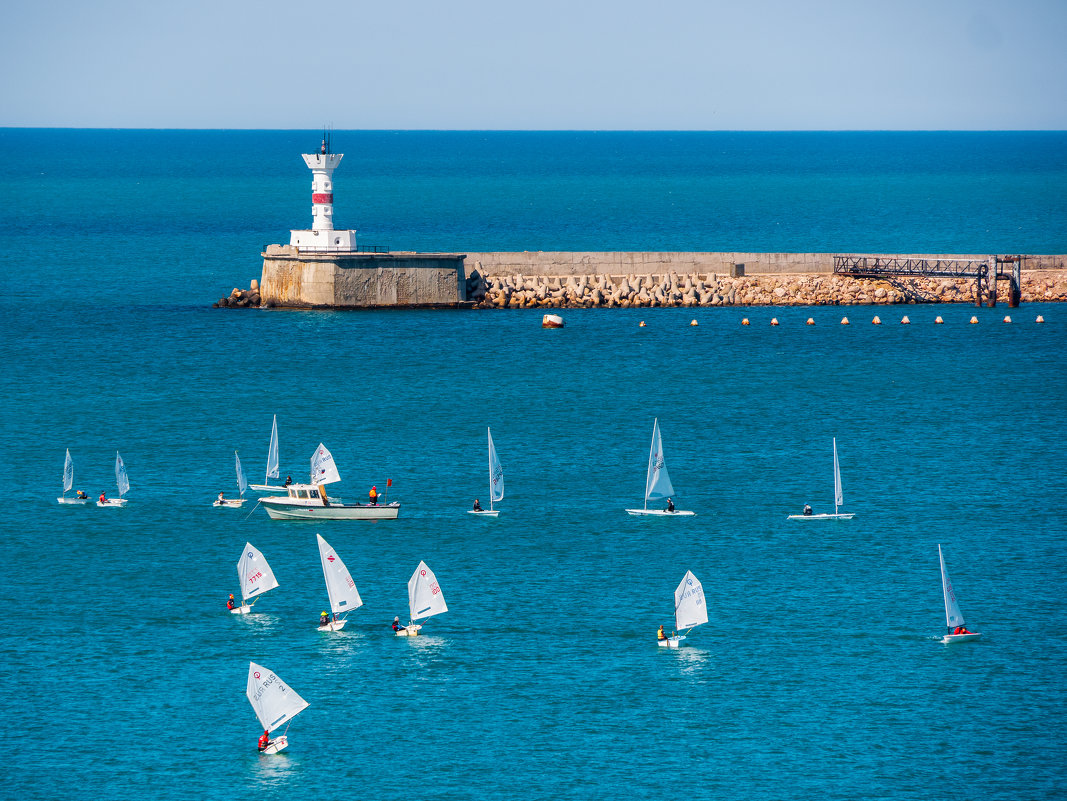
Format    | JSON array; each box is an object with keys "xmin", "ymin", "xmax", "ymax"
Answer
[
  {"xmin": 939, "ymin": 544, "xmax": 982, "ymax": 644},
  {"xmin": 57, "ymin": 449, "xmax": 90, "ymax": 504},
  {"xmin": 232, "ymin": 542, "xmax": 279, "ymax": 614},
  {"xmin": 259, "ymin": 444, "xmax": 399, "ymax": 520},
  {"xmin": 658, "ymin": 570, "xmax": 708, "ymax": 648},
  {"xmin": 249, "ymin": 415, "xmax": 288, "ymax": 493},
  {"xmin": 316, "ymin": 534, "xmax": 363, "ymax": 631},
  {"xmin": 626, "ymin": 418, "xmax": 695, "ymax": 516},
  {"xmin": 787, "ymin": 438, "xmax": 855, "ymax": 520},
  {"xmin": 468, "ymin": 427, "xmax": 504, "ymax": 517},
  {"xmin": 214, "ymin": 451, "xmax": 249, "ymax": 507},
  {"xmin": 395, "ymin": 561, "xmax": 447, "ymax": 636},
  {"xmin": 246, "ymin": 662, "xmax": 309, "ymax": 754},
  {"xmin": 97, "ymin": 452, "xmax": 129, "ymax": 507}
]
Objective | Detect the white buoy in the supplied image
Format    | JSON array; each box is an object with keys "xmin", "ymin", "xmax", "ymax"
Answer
[
  {"xmin": 935, "ymin": 316, "xmax": 944, "ymax": 325},
  {"xmin": 901, "ymin": 316, "xmax": 911, "ymax": 324},
  {"xmin": 771, "ymin": 318, "xmax": 779, "ymax": 326},
  {"xmin": 969, "ymin": 316, "xmax": 979, "ymax": 324},
  {"xmin": 1003, "ymin": 315, "xmax": 1011, "ymax": 323},
  {"xmin": 741, "ymin": 318, "xmax": 750, "ymax": 326},
  {"xmin": 872, "ymin": 316, "xmax": 882, "ymax": 325},
  {"xmin": 1036, "ymin": 315, "xmax": 1045, "ymax": 323},
  {"xmin": 690, "ymin": 319, "xmax": 698, "ymax": 326},
  {"xmin": 639, "ymin": 321, "xmax": 646, "ymax": 328},
  {"xmin": 806, "ymin": 318, "xmax": 815, "ymax": 326},
  {"xmin": 840, "ymin": 317, "xmax": 850, "ymax": 325}
]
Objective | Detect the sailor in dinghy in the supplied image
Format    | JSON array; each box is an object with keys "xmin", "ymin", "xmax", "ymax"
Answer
[
  {"xmin": 231, "ymin": 542, "xmax": 280, "ymax": 614},
  {"xmin": 214, "ymin": 451, "xmax": 249, "ymax": 507},
  {"xmin": 316, "ymin": 534, "xmax": 363, "ymax": 631},
  {"xmin": 395, "ymin": 561, "xmax": 448, "ymax": 636},
  {"xmin": 938, "ymin": 544, "xmax": 982, "ymax": 644},
  {"xmin": 57, "ymin": 449, "xmax": 90, "ymax": 504},
  {"xmin": 97, "ymin": 452, "xmax": 130, "ymax": 507},
  {"xmin": 658, "ymin": 570, "xmax": 708, "ymax": 649},
  {"xmin": 626, "ymin": 419, "xmax": 695, "ymax": 516}
]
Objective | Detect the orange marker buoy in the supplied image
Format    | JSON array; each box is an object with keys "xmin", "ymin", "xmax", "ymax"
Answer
[
  {"xmin": 935, "ymin": 316, "xmax": 944, "ymax": 324},
  {"xmin": 1003, "ymin": 315, "xmax": 1011, "ymax": 323},
  {"xmin": 741, "ymin": 318, "xmax": 750, "ymax": 326},
  {"xmin": 771, "ymin": 318, "xmax": 779, "ymax": 326},
  {"xmin": 872, "ymin": 316, "xmax": 881, "ymax": 325},
  {"xmin": 840, "ymin": 317, "xmax": 850, "ymax": 325},
  {"xmin": 806, "ymin": 318, "xmax": 815, "ymax": 326},
  {"xmin": 901, "ymin": 316, "xmax": 911, "ymax": 325}
]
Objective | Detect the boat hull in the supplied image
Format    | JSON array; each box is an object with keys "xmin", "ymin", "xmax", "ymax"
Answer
[
  {"xmin": 249, "ymin": 483, "xmax": 287, "ymax": 493},
  {"xmin": 787, "ymin": 513, "xmax": 855, "ymax": 520},
  {"xmin": 261, "ymin": 735, "xmax": 288, "ymax": 755},
  {"xmin": 230, "ymin": 604, "xmax": 251, "ymax": 615},
  {"xmin": 467, "ymin": 509, "xmax": 499, "ymax": 517},
  {"xmin": 658, "ymin": 635, "xmax": 687, "ymax": 648},
  {"xmin": 626, "ymin": 508, "xmax": 696, "ymax": 516},
  {"xmin": 318, "ymin": 619, "xmax": 346, "ymax": 632},
  {"xmin": 262, "ymin": 501, "xmax": 400, "ymax": 520},
  {"xmin": 942, "ymin": 632, "xmax": 982, "ymax": 644},
  {"xmin": 542, "ymin": 314, "xmax": 564, "ymax": 328},
  {"xmin": 395, "ymin": 624, "xmax": 422, "ymax": 637},
  {"xmin": 213, "ymin": 499, "xmax": 246, "ymax": 507},
  {"xmin": 57, "ymin": 497, "xmax": 90, "ymax": 504},
  {"xmin": 97, "ymin": 498, "xmax": 128, "ymax": 508}
]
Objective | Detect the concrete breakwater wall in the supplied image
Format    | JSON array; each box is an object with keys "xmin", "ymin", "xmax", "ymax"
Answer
[{"xmin": 465, "ymin": 252, "xmax": 1067, "ymax": 308}]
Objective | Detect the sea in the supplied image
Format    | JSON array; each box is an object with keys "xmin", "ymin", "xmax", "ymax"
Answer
[{"xmin": 1, "ymin": 130, "xmax": 1065, "ymax": 801}]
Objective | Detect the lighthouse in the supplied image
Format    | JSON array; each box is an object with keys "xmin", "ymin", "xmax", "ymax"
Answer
[{"xmin": 289, "ymin": 137, "xmax": 357, "ymax": 251}]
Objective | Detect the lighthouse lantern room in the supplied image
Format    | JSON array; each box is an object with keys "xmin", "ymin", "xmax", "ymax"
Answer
[{"xmin": 289, "ymin": 136, "xmax": 357, "ymax": 252}]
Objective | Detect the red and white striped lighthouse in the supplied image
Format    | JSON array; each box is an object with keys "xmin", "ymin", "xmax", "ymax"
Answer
[{"xmin": 290, "ymin": 137, "xmax": 357, "ymax": 251}]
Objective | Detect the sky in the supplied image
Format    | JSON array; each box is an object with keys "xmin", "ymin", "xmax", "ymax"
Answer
[{"xmin": 2, "ymin": 0, "xmax": 1066, "ymax": 130}]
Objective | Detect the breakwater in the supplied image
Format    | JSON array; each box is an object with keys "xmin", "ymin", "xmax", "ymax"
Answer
[{"xmin": 465, "ymin": 253, "xmax": 1067, "ymax": 308}]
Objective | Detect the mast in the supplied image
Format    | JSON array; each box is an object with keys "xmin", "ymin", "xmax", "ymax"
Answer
[
  {"xmin": 487, "ymin": 427, "xmax": 493, "ymax": 513},
  {"xmin": 644, "ymin": 419, "xmax": 658, "ymax": 511}
]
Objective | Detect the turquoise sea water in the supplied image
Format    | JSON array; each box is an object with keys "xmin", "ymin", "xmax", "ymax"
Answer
[{"xmin": 2, "ymin": 131, "xmax": 1066, "ymax": 800}]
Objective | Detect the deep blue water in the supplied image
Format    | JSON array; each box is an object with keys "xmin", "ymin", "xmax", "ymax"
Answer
[{"xmin": 1, "ymin": 131, "xmax": 1065, "ymax": 800}]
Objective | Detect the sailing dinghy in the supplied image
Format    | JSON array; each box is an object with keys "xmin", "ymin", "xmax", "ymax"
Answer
[
  {"xmin": 316, "ymin": 534, "xmax": 363, "ymax": 631},
  {"xmin": 468, "ymin": 427, "xmax": 504, "ymax": 517},
  {"xmin": 938, "ymin": 544, "xmax": 981, "ymax": 644},
  {"xmin": 246, "ymin": 662, "xmax": 309, "ymax": 755},
  {"xmin": 233, "ymin": 542, "xmax": 279, "ymax": 614},
  {"xmin": 250, "ymin": 415, "xmax": 286, "ymax": 493},
  {"xmin": 57, "ymin": 449, "xmax": 89, "ymax": 504},
  {"xmin": 395, "ymin": 560, "xmax": 447, "ymax": 636},
  {"xmin": 787, "ymin": 438, "xmax": 855, "ymax": 520},
  {"xmin": 626, "ymin": 418, "xmax": 695, "ymax": 516},
  {"xmin": 97, "ymin": 452, "xmax": 129, "ymax": 507},
  {"xmin": 215, "ymin": 451, "xmax": 249, "ymax": 507},
  {"xmin": 659, "ymin": 570, "xmax": 708, "ymax": 648}
]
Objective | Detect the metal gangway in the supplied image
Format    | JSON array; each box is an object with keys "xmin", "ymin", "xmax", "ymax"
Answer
[{"xmin": 833, "ymin": 255, "xmax": 1024, "ymax": 306}]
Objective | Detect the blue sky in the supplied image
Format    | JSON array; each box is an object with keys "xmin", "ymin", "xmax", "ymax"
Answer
[{"xmin": 3, "ymin": 0, "xmax": 1065, "ymax": 129}]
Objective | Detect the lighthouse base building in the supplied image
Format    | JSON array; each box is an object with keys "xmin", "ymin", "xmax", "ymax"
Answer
[{"xmin": 259, "ymin": 141, "xmax": 470, "ymax": 309}]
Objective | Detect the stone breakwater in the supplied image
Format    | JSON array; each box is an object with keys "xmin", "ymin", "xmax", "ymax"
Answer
[{"xmin": 470, "ymin": 270, "xmax": 1067, "ymax": 308}]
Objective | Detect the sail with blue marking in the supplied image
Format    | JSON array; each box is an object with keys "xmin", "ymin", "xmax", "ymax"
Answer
[
  {"xmin": 644, "ymin": 418, "xmax": 675, "ymax": 502},
  {"xmin": 408, "ymin": 561, "xmax": 447, "ymax": 622}
]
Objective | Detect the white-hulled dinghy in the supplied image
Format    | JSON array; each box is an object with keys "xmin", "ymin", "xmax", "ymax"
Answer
[
  {"xmin": 246, "ymin": 662, "xmax": 309, "ymax": 755},
  {"xmin": 97, "ymin": 452, "xmax": 129, "ymax": 507},
  {"xmin": 57, "ymin": 449, "xmax": 89, "ymax": 504},
  {"xmin": 626, "ymin": 418, "xmax": 695, "ymax": 516},
  {"xmin": 787, "ymin": 438, "xmax": 855, "ymax": 520},
  {"xmin": 395, "ymin": 560, "xmax": 447, "ymax": 636},
  {"xmin": 215, "ymin": 451, "xmax": 249, "ymax": 507},
  {"xmin": 469, "ymin": 427, "xmax": 504, "ymax": 517},
  {"xmin": 249, "ymin": 415, "xmax": 287, "ymax": 493},
  {"xmin": 939, "ymin": 544, "xmax": 981, "ymax": 644},
  {"xmin": 659, "ymin": 570, "xmax": 708, "ymax": 648},
  {"xmin": 233, "ymin": 542, "xmax": 279, "ymax": 614},
  {"xmin": 316, "ymin": 534, "xmax": 363, "ymax": 631}
]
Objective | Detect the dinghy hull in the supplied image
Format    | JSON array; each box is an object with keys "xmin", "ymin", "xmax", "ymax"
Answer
[
  {"xmin": 96, "ymin": 498, "xmax": 128, "ymax": 508},
  {"xmin": 261, "ymin": 735, "xmax": 288, "ymax": 755},
  {"xmin": 249, "ymin": 484, "xmax": 286, "ymax": 493},
  {"xmin": 626, "ymin": 508, "xmax": 696, "ymax": 516},
  {"xmin": 213, "ymin": 499, "xmax": 246, "ymax": 507},
  {"xmin": 318, "ymin": 620, "xmax": 346, "ymax": 632},
  {"xmin": 941, "ymin": 633, "xmax": 982, "ymax": 644},
  {"xmin": 230, "ymin": 604, "xmax": 251, "ymax": 614},
  {"xmin": 395, "ymin": 624, "xmax": 422, "ymax": 637},
  {"xmin": 787, "ymin": 512, "xmax": 854, "ymax": 520},
  {"xmin": 57, "ymin": 497, "xmax": 90, "ymax": 504},
  {"xmin": 657, "ymin": 635, "xmax": 687, "ymax": 648},
  {"xmin": 467, "ymin": 510, "xmax": 499, "ymax": 517}
]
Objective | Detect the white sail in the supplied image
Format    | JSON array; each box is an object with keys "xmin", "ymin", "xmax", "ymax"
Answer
[
  {"xmin": 644, "ymin": 418, "xmax": 675, "ymax": 502},
  {"xmin": 408, "ymin": 560, "xmax": 448, "ymax": 622},
  {"xmin": 674, "ymin": 570, "xmax": 709, "ymax": 631},
  {"xmin": 833, "ymin": 438, "xmax": 844, "ymax": 510},
  {"xmin": 246, "ymin": 662, "xmax": 309, "ymax": 733},
  {"xmin": 238, "ymin": 542, "xmax": 279, "ymax": 603},
  {"xmin": 63, "ymin": 449, "xmax": 74, "ymax": 493},
  {"xmin": 310, "ymin": 443, "xmax": 341, "ymax": 486},
  {"xmin": 317, "ymin": 534, "xmax": 363, "ymax": 617},
  {"xmin": 115, "ymin": 452, "xmax": 129, "ymax": 497},
  {"xmin": 235, "ymin": 451, "xmax": 248, "ymax": 497},
  {"xmin": 265, "ymin": 415, "xmax": 279, "ymax": 481},
  {"xmin": 488, "ymin": 428, "xmax": 504, "ymax": 505},
  {"xmin": 939, "ymin": 544, "xmax": 966, "ymax": 630}
]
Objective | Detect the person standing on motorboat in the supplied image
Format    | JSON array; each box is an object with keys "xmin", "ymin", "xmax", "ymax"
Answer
[
  {"xmin": 284, "ymin": 475, "xmax": 292, "ymax": 487},
  {"xmin": 803, "ymin": 503, "xmax": 813, "ymax": 516},
  {"xmin": 369, "ymin": 486, "xmax": 379, "ymax": 505}
]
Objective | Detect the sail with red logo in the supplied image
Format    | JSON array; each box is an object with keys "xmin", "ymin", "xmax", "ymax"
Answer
[
  {"xmin": 233, "ymin": 542, "xmax": 279, "ymax": 615},
  {"xmin": 397, "ymin": 561, "xmax": 448, "ymax": 637},
  {"xmin": 316, "ymin": 534, "xmax": 363, "ymax": 631},
  {"xmin": 246, "ymin": 662, "xmax": 309, "ymax": 754}
]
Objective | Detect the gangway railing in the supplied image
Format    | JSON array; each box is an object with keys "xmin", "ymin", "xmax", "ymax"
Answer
[{"xmin": 833, "ymin": 255, "xmax": 1024, "ymax": 306}]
